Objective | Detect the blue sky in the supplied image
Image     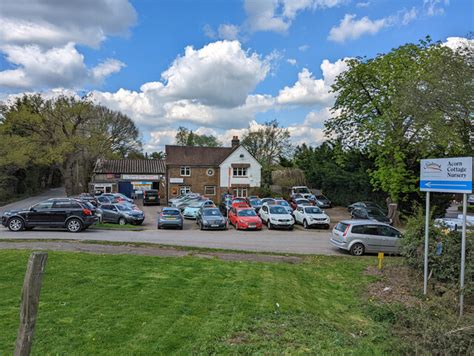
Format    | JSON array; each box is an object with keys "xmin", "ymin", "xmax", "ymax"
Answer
[{"xmin": 0, "ymin": 0, "xmax": 472, "ymax": 151}]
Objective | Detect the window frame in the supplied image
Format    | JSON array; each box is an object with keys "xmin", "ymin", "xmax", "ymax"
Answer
[
  {"xmin": 204, "ymin": 186, "xmax": 216, "ymax": 196},
  {"xmin": 180, "ymin": 166, "xmax": 191, "ymax": 177},
  {"xmin": 179, "ymin": 186, "xmax": 191, "ymax": 195},
  {"xmin": 232, "ymin": 167, "xmax": 248, "ymax": 177}
]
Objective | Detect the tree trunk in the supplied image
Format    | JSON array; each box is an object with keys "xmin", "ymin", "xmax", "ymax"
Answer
[{"xmin": 386, "ymin": 197, "xmax": 401, "ymax": 227}]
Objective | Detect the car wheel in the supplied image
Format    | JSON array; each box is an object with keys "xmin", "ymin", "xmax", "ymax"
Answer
[
  {"xmin": 350, "ymin": 243, "xmax": 365, "ymax": 256},
  {"xmin": 303, "ymin": 220, "xmax": 308, "ymax": 229},
  {"xmin": 66, "ymin": 218, "xmax": 83, "ymax": 233},
  {"xmin": 7, "ymin": 218, "xmax": 24, "ymax": 232},
  {"xmin": 118, "ymin": 218, "xmax": 126, "ymax": 225},
  {"xmin": 325, "ymin": 224, "xmax": 330, "ymax": 230},
  {"xmin": 289, "ymin": 226, "xmax": 294, "ymax": 231},
  {"xmin": 200, "ymin": 224, "xmax": 204, "ymax": 230},
  {"xmin": 179, "ymin": 225, "xmax": 183, "ymax": 230},
  {"xmin": 157, "ymin": 225, "xmax": 161, "ymax": 230}
]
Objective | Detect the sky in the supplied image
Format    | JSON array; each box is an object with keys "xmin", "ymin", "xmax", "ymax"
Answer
[{"xmin": 0, "ymin": 0, "xmax": 472, "ymax": 152}]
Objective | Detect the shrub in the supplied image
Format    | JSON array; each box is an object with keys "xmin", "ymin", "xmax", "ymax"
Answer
[
  {"xmin": 401, "ymin": 207, "xmax": 473, "ymax": 295},
  {"xmin": 458, "ymin": 205, "xmax": 474, "ymax": 213}
]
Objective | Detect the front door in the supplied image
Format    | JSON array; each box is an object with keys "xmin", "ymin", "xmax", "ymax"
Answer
[{"xmin": 27, "ymin": 201, "xmax": 54, "ymax": 225}]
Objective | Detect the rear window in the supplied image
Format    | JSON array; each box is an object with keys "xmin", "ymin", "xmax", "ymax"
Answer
[
  {"xmin": 145, "ymin": 190, "xmax": 158, "ymax": 196},
  {"xmin": 52, "ymin": 201, "xmax": 82, "ymax": 209},
  {"xmin": 335, "ymin": 222, "xmax": 349, "ymax": 232},
  {"xmin": 163, "ymin": 209, "xmax": 179, "ymax": 216}
]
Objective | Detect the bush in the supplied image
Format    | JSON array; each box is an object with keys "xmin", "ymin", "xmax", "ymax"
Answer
[
  {"xmin": 401, "ymin": 207, "xmax": 473, "ymax": 295},
  {"xmin": 458, "ymin": 205, "xmax": 474, "ymax": 213}
]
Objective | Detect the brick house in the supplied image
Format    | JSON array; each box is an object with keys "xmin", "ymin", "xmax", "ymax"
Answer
[{"xmin": 165, "ymin": 136, "xmax": 261, "ymax": 203}]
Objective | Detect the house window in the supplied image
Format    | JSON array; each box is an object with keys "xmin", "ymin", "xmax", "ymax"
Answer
[
  {"xmin": 180, "ymin": 186, "xmax": 191, "ymax": 195},
  {"xmin": 180, "ymin": 166, "xmax": 191, "ymax": 176},
  {"xmin": 232, "ymin": 188, "xmax": 248, "ymax": 198},
  {"xmin": 204, "ymin": 186, "xmax": 216, "ymax": 195},
  {"xmin": 233, "ymin": 167, "xmax": 247, "ymax": 177}
]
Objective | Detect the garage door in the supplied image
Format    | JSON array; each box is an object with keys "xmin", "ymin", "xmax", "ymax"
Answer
[{"xmin": 118, "ymin": 181, "xmax": 133, "ymax": 198}]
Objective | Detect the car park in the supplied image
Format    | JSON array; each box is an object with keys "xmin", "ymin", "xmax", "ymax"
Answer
[
  {"xmin": 157, "ymin": 208, "xmax": 184, "ymax": 229},
  {"xmin": 290, "ymin": 198, "xmax": 312, "ymax": 211},
  {"xmin": 259, "ymin": 204, "xmax": 294, "ymax": 230},
  {"xmin": 183, "ymin": 200, "xmax": 215, "ymax": 219},
  {"xmin": 100, "ymin": 203, "xmax": 145, "ymax": 225},
  {"xmin": 143, "ymin": 189, "xmax": 160, "ymax": 206},
  {"xmin": 102, "ymin": 193, "xmax": 134, "ymax": 204},
  {"xmin": 274, "ymin": 199, "xmax": 292, "ymax": 214},
  {"xmin": 1, "ymin": 198, "xmax": 99, "ymax": 232},
  {"xmin": 330, "ymin": 220, "xmax": 402, "ymax": 256},
  {"xmin": 196, "ymin": 207, "xmax": 227, "ymax": 230},
  {"xmin": 313, "ymin": 194, "xmax": 332, "ymax": 208},
  {"xmin": 173, "ymin": 196, "xmax": 204, "ymax": 211},
  {"xmin": 293, "ymin": 206, "xmax": 330, "ymax": 229},
  {"xmin": 228, "ymin": 207, "xmax": 263, "ymax": 230},
  {"xmin": 351, "ymin": 207, "xmax": 391, "ymax": 224}
]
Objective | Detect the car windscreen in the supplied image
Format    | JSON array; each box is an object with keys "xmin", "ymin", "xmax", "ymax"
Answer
[
  {"xmin": 295, "ymin": 188, "xmax": 310, "ymax": 194},
  {"xmin": 296, "ymin": 199, "xmax": 310, "ymax": 205},
  {"xmin": 335, "ymin": 222, "xmax": 348, "ymax": 232},
  {"xmin": 276, "ymin": 200, "xmax": 289, "ymax": 206},
  {"xmin": 305, "ymin": 207, "xmax": 322, "ymax": 214},
  {"xmin": 367, "ymin": 208, "xmax": 385, "ymax": 217},
  {"xmin": 163, "ymin": 209, "xmax": 179, "ymax": 216},
  {"xmin": 237, "ymin": 209, "xmax": 257, "ymax": 217},
  {"xmin": 249, "ymin": 199, "xmax": 262, "ymax": 206},
  {"xmin": 203, "ymin": 209, "xmax": 221, "ymax": 216},
  {"xmin": 32, "ymin": 201, "xmax": 54, "ymax": 210},
  {"xmin": 116, "ymin": 205, "xmax": 133, "ymax": 211},
  {"xmin": 269, "ymin": 206, "xmax": 287, "ymax": 214}
]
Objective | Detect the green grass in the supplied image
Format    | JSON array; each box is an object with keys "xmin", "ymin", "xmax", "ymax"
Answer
[
  {"xmin": 91, "ymin": 222, "xmax": 145, "ymax": 231},
  {"xmin": 0, "ymin": 250, "xmax": 402, "ymax": 354}
]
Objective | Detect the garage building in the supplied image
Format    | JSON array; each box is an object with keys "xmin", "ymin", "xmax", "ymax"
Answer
[{"xmin": 91, "ymin": 159, "xmax": 166, "ymax": 199}]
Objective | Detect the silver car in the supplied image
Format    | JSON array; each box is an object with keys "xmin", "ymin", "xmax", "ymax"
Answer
[{"xmin": 330, "ymin": 220, "xmax": 402, "ymax": 256}]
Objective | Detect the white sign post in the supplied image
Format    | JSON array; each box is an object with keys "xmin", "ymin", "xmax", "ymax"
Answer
[{"xmin": 420, "ymin": 156, "xmax": 472, "ymax": 316}]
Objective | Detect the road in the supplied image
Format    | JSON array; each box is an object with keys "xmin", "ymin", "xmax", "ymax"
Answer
[{"xmin": 0, "ymin": 187, "xmax": 65, "ymax": 215}]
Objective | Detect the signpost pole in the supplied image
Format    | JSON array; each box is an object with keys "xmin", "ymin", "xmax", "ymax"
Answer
[
  {"xmin": 459, "ymin": 193, "xmax": 467, "ymax": 316},
  {"xmin": 423, "ymin": 191, "xmax": 430, "ymax": 295}
]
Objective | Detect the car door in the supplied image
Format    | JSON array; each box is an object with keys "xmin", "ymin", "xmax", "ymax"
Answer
[
  {"xmin": 50, "ymin": 201, "xmax": 71, "ymax": 225},
  {"xmin": 27, "ymin": 201, "xmax": 54, "ymax": 225},
  {"xmin": 294, "ymin": 207, "xmax": 303, "ymax": 224},
  {"xmin": 259, "ymin": 206, "xmax": 268, "ymax": 222},
  {"xmin": 377, "ymin": 226, "xmax": 402, "ymax": 253},
  {"xmin": 101, "ymin": 205, "xmax": 117, "ymax": 223},
  {"xmin": 351, "ymin": 224, "xmax": 383, "ymax": 252},
  {"xmin": 228, "ymin": 208, "xmax": 237, "ymax": 225}
]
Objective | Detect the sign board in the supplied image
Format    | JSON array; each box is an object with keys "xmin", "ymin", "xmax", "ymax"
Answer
[
  {"xmin": 122, "ymin": 174, "xmax": 160, "ymax": 180},
  {"xmin": 420, "ymin": 157, "xmax": 472, "ymax": 193},
  {"xmin": 169, "ymin": 177, "xmax": 184, "ymax": 184}
]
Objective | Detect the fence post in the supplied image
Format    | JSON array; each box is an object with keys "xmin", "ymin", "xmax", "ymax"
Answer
[{"xmin": 14, "ymin": 252, "xmax": 48, "ymax": 356}]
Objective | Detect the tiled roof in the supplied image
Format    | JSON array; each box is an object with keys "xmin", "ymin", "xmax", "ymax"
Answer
[
  {"xmin": 94, "ymin": 159, "xmax": 166, "ymax": 174},
  {"xmin": 165, "ymin": 145, "xmax": 235, "ymax": 166}
]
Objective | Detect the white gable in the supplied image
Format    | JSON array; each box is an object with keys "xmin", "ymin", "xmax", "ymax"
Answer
[{"xmin": 219, "ymin": 146, "xmax": 261, "ymax": 188}]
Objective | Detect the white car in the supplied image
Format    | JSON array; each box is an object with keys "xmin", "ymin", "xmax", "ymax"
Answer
[
  {"xmin": 259, "ymin": 204, "xmax": 294, "ymax": 230},
  {"xmin": 293, "ymin": 206, "xmax": 330, "ymax": 229},
  {"xmin": 434, "ymin": 215, "xmax": 474, "ymax": 231},
  {"xmin": 274, "ymin": 199, "xmax": 293, "ymax": 214},
  {"xmin": 182, "ymin": 200, "xmax": 214, "ymax": 219}
]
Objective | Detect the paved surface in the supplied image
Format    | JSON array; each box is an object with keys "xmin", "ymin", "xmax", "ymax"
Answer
[
  {"xmin": 0, "ymin": 227, "xmax": 340, "ymax": 255},
  {"xmin": 0, "ymin": 187, "xmax": 66, "ymax": 215}
]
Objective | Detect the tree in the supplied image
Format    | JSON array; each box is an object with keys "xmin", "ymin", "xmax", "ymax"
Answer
[
  {"xmin": 149, "ymin": 151, "xmax": 165, "ymax": 160},
  {"xmin": 175, "ymin": 126, "xmax": 221, "ymax": 147},
  {"xmin": 241, "ymin": 120, "xmax": 292, "ymax": 185},
  {"xmin": 326, "ymin": 38, "xmax": 473, "ymax": 205},
  {"xmin": 0, "ymin": 95, "xmax": 141, "ymax": 196}
]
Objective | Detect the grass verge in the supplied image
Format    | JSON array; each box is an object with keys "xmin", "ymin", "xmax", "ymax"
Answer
[
  {"xmin": 90, "ymin": 222, "xmax": 145, "ymax": 231},
  {"xmin": 0, "ymin": 250, "xmax": 403, "ymax": 354}
]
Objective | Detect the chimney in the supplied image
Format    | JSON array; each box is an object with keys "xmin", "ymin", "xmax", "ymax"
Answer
[{"xmin": 231, "ymin": 136, "xmax": 240, "ymax": 148}]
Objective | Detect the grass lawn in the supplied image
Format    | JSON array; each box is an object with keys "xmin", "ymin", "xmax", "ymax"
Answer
[
  {"xmin": 0, "ymin": 250, "xmax": 402, "ymax": 354},
  {"xmin": 90, "ymin": 222, "xmax": 144, "ymax": 231}
]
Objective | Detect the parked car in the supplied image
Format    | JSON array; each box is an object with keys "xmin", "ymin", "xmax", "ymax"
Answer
[
  {"xmin": 168, "ymin": 193, "xmax": 199, "ymax": 206},
  {"xmin": 290, "ymin": 198, "xmax": 312, "ymax": 211},
  {"xmin": 219, "ymin": 198, "xmax": 233, "ymax": 217},
  {"xmin": 183, "ymin": 200, "xmax": 215, "ymax": 219},
  {"xmin": 347, "ymin": 201, "xmax": 385, "ymax": 213},
  {"xmin": 174, "ymin": 196, "xmax": 204, "ymax": 211},
  {"xmin": 100, "ymin": 203, "xmax": 145, "ymax": 225},
  {"xmin": 1, "ymin": 198, "xmax": 99, "ymax": 232},
  {"xmin": 351, "ymin": 207, "xmax": 391, "ymax": 224},
  {"xmin": 293, "ymin": 206, "xmax": 330, "ymax": 229},
  {"xmin": 290, "ymin": 186, "xmax": 315, "ymax": 200},
  {"xmin": 259, "ymin": 204, "xmax": 294, "ymax": 230},
  {"xmin": 157, "ymin": 208, "xmax": 183, "ymax": 229},
  {"xmin": 260, "ymin": 198, "xmax": 276, "ymax": 205},
  {"xmin": 231, "ymin": 200, "xmax": 249, "ymax": 209},
  {"xmin": 247, "ymin": 198, "xmax": 263, "ymax": 212},
  {"xmin": 228, "ymin": 207, "xmax": 263, "ymax": 230},
  {"xmin": 468, "ymin": 194, "xmax": 474, "ymax": 205},
  {"xmin": 143, "ymin": 189, "xmax": 160, "ymax": 206},
  {"xmin": 75, "ymin": 193, "xmax": 98, "ymax": 207},
  {"xmin": 435, "ymin": 215, "xmax": 474, "ymax": 231},
  {"xmin": 101, "ymin": 193, "xmax": 134, "ymax": 204},
  {"xmin": 97, "ymin": 195, "xmax": 114, "ymax": 205},
  {"xmin": 313, "ymin": 194, "xmax": 332, "ymax": 209},
  {"xmin": 274, "ymin": 199, "xmax": 292, "ymax": 214},
  {"xmin": 196, "ymin": 207, "xmax": 227, "ymax": 230},
  {"xmin": 330, "ymin": 220, "xmax": 402, "ymax": 256}
]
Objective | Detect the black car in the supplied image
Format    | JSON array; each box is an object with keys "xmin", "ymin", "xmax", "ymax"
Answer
[
  {"xmin": 1, "ymin": 198, "xmax": 99, "ymax": 232},
  {"xmin": 143, "ymin": 189, "xmax": 160, "ymax": 206},
  {"xmin": 351, "ymin": 207, "xmax": 391, "ymax": 224},
  {"xmin": 348, "ymin": 201, "xmax": 385, "ymax": 213},
  {"xmin": 196, "ymin": 207, "xmax": 227, "ymax": 230},
  {"xmin": 100, "ymin": 204, "xmax": 145, "ymax": 225},
  {"xmin": 73, "ymin": 193, "xmax": 99, "ymax": 207},
  {"xmin": 313, "ymin": 194, "xmax": 332, "ymax": 208},
  {"xmin": 219, "ymin": 199, "xmax": 232, "ymax": 217}
]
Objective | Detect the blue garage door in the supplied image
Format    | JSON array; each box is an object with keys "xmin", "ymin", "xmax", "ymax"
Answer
[{"xmin": 118, "ymin": 181, "xmax": 133, "ymax": 198}]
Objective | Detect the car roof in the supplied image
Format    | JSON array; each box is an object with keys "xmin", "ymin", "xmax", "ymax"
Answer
[
  {"xmin": 163, "ymin": 207, "xmax": 179, "ymax": 211},
  {"xmin": 338, "ymin": 219, "xmax": 394, "ymax": 227}
]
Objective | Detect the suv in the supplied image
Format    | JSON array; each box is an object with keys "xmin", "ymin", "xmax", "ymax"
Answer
[
  {"xmin": 1, "ymin": 198, "xmax": 99, "ymax": 233},
  {"xmin": 100, "ymin": 204, "xmax": 145, "ymax": 225},
  {"xmin": 143, "ymin": 189, "xmax": 160, "ymax": 206},
  {"xmin": 330, "ymin": 220, "xmax": 402, "ymax": 256}
]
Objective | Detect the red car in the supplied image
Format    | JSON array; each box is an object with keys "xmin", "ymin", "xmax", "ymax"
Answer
[
  {"xmin": 231, "ymin": 199, "xmax": 250, "ymax": 209},
  {"xmin": 228, "ymin": 207, "xmax": 263, "ymax": 230}
]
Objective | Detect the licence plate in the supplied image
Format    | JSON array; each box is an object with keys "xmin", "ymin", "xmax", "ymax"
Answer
[
  {"xmin": 149, "ymin": 197, "xmax": 155, "ymax": 200},
  {"xmin": 165, "ymin": 217, "xmax": 175, "ymax": 220},
  {"xmin": 211, "ymin": 224, "xmax": 219, "ymax": 227},
  {"xmin": 249, "ymin": 224, "xmax": 256, "ymax": 228}
]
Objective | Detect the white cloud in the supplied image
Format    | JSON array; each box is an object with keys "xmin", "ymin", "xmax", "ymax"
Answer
[
  {"xmin": 277, "ymin": 58, "xmax": 348, "ymax": 106},
  {"xmin": 328, "ymin": 14, "xmax": 388, "ymax": 43},
  {"xmin": 444, "ymin": 37, "xmax": 474, "ymax": 51},
  {"xmin": 303, "ymin": 107, "xmax": 333, "ymax": 125},
  {"xmin": 0, "ymin": 0, "xmax": 135, "ymax": 91},
  {"xmin": 287, "ymin": 58, "xmax": 297, "ymax": 66},
  {"xmin": 424, "ymin": 0, "xmax": 449, "ymax": 17},
  {"xmin": 298, "ymin": 44, "xmax": 310, "ymax": 52},
  {"xmin": 401, "ymin": 7, "xmax": 418, "ymax": 25},
  {"xmin": 244, "ymin": 0, "xmax": 290, "ymax": 33},
  {"xmin": 356, "ymin": 1, "xmax": 370, "ymax": 7},
  {"xmin": 217, "ymin": 24, "xmax": 241, "ymax": 40}
]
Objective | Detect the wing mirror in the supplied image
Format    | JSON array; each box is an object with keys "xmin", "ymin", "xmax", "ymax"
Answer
[{"xmin": 29, "ymin": 207, "xmax": 36, "ymax": 212}]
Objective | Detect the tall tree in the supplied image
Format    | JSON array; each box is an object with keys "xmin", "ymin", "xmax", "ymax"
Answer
[
  {"xmin": 149, "ymin": 151, "xmax": 165, "ymax": 160},
  {"xmin": 326, "ymin": 38, "xmax": 473, "ymax": 204},
  {"xmin": 0, "ymin": 95, "xmax": 141, "ymax": 195},
  {"xmin": 175, "ymin": 126, "xmax": 221, "ymax": 147},
  {"xmin": 241, "ymin": 119, "xmax": 292, "ymax": 185}
]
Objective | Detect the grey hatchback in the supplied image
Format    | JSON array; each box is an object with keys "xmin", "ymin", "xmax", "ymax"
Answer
[
  {"xmin": 330, "ymin": 220, "xmax": 402, "ymax": 256},
  {"xmin": 157, "ymin": 208, "xmax": 183, "ymax": 229}
]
